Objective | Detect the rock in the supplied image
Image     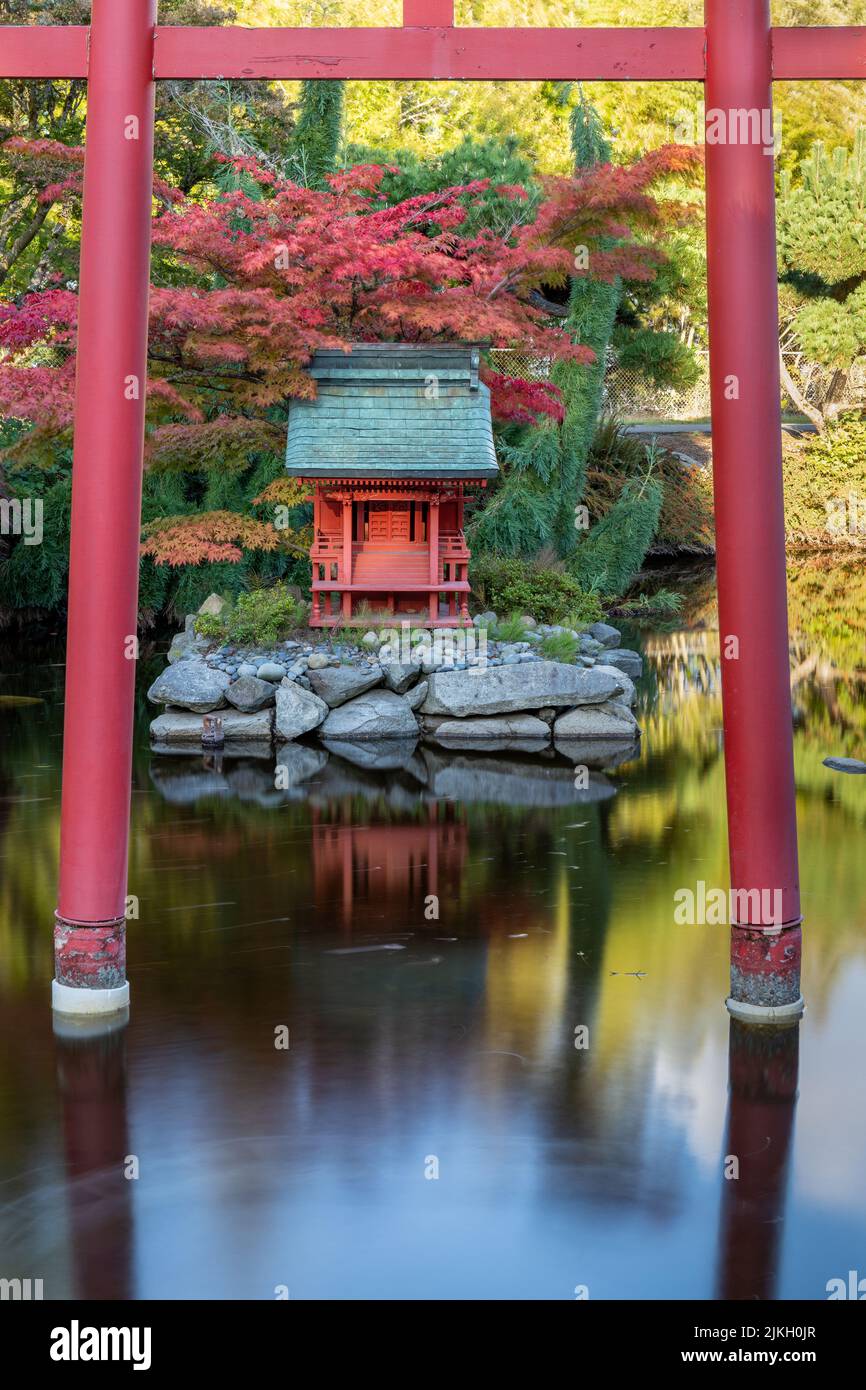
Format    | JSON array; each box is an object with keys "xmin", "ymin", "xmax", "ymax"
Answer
[
  {"xmin": 422, "ymin": 661, "xmax": 622, "ymax": 718},
  {"xmin": 604, "ymin": 648, "xmax": 643, "ymax": 681},
  {"xmin": 256, "ymin": 661, "xmax": 287, "ymax": 682},
  {"xmin": 405, "ymin": 680, "xmax": 428, "ymax": 712},
  {"xmin": 198, "ymin": 593, "xmax": 227, "ymax": 616},
  {"xmin": 307, "ymin": 665, "xmax": 382, "ymax": 707},
  {"xmin": 167, "ymin": 629, "xmax": 197, "ymax": 664},
  {"xmin": 149, "ymin": 708, "xmax": 273, "ymax": 743},
  {"xmin": 823, "ymin": 756, "xmax": 866, "ymax": 774},
  {"xmin": 433, "ymin": 714, "xmax": 550, "ymax": 750},
  {"xmin": 147, "ymin": 662, "xmax": 230, "ymax": 713},
  {"xmin": 320, "ymin": 689, "xmax": 419, "ymax": 740},
  {"xmin": 519, "ymin": 615, "xmax": 536, "ymax": 629},
  {"xmin": 236, "ymin": 662, "xmax": 258, "ymax": 679},
  {"xmin": 586, "ymin": 621, "xmax": 621, "ymax": 648},
  {"xmin": 274, "ymin": 682, "xmax": 328, "ymax": 740},
  {"xmin": 381, "ymin": 660, "xmax": 422, "ymax": 694},
  {"xmin": 224, "ymin": 675, "xmax": 276, "ymax": 714},
  {"xmin": 594, "ymin": 663, "xmax": 636, "ymax": 707},
  {"xmin": 473, "ymin": 610, "xmax": 497, "ymax": 628},
  {"xmin": 360, "ymin": 631, "xmax": 380, "ymax": 650},
  {"xmin": 274, "ymin": 743, "xmax": 329, "ymax": 788},
  {"xmin": 553, "ymin": 700, "xmax": 639, "ymax": 740},
  {"xmin": 306, "ymin": 651, "xmax": 331, "ymax": 670}
]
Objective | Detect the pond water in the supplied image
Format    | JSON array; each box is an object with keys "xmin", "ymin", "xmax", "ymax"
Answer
[{"xmin": 1, "ymin": 558, "xmax": 864, "ymax": 1301}]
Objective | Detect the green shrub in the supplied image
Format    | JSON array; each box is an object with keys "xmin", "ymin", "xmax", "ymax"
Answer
[
  {"xmin": 471, "ymin": 554, "xmax": 602, "ymax": 626},
  {"xmin": 539, "ymin": 630, "xmax": 580, "ymax": 662},
  {"xmin": 194, "ymin": 583, "xmax": 307, "ymax": 646}
]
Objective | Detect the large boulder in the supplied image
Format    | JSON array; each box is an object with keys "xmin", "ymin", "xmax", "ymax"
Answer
[
  {"xmin": 225, "ymin": 674, "xmax": 276, "ymax": 713},
  {"xmin": 149, "ymin": 708, "xmax": 273, "ymax": 743},
  {"xmin": 320, "ymin": 689, "xmax": 418, "ymax": 740},
  {"xmin": 585, "ymin": 621, "xmax": 621, "ymax": 649},
  {"xmin": 274, "ymin": 682, "xmax": 328, "ymax": 740},
  {"xmin": 197, "ymin": 592, "xmax": 227, "ymax": 617},
  {"xmin": 307, "ymin": 665, "xmax": 383, "ymax": 707},
  {"xmin": 147, "ymin": 661, "xmax": 230, "ymax": 713},
  {"xmin": 603, "ymin": 648, "xmax": 643, "ymax": 681},
  {"xmin": 433, "ymin": 714, "xmax": 550, "ymax": 749},
  {"xmin": 421, "ymin": 661, "xmax": 621, "ymax": 718},
  {"xmin": 381, "ymin": 660, "xmax": 423, "ymax": 694},
  {"xmin": 594, "ymin": 664, "xmax": 636, "ymax": 707},
  {"xmin": 553, "ymin": 700, "xmax": 639, "ymax": 740}
]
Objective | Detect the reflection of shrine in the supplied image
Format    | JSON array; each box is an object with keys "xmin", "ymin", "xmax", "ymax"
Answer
[{"xmin": 311, "ymin": 801, "xmax": 467, "ymax": 929}]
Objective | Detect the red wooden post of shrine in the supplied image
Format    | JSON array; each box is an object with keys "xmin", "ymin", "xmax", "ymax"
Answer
[
  {"xmin": 52, "ymin": 0, "xmax": 157, "ymax": 1015},
  {"xmin": 705, "ymin": 0, "xmax": 803, "ymax": 1020}
]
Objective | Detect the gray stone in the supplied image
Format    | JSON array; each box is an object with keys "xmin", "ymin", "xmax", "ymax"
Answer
[
  {"xmin": 382, "ymin": 660, "xmax": 422, "ymax": 694},
  {"xmin": 306, "ymin": 651, "xmax": 330, "ymax": 670},
  {"xmin": 149, "ymin": 708, "xmax": 273, "ymax": 743},
  {"xmin": 604, "ymin": 648, "xmax": 643, "ymax": 681},
  {"xmin": 256, "ymin": 661, "xmax": 287, "ymax": 682},
  {"xmin": 360, "ymin": 631, "xmax": 380, "ymax": 650},
  {"xmin": 823, "ymin": 757, "xmax": 866, "ymax": 774},
  {"xmin": 422, "ymin": 661, "xmax": 622, "ymax": 718},
  {"xmin": 586, "ymin": 621, "xmax": 622, "ymax": 648},
  {"xmin": 307, "ymin": 664, "xmax": 382, "ymax": 707},
  {"xmin": 594, "ymin": 663, "xmax": 636, "ymax": 707},
  {"xmin": 433, "ymin": 714, "xmax": 550, "ymax": 750},
  {"xmin": 473, "ymin": 610, "xmax": 497, "ymax": 628},
  {"xmin": 198, "ymin": 592, "xmax": 227, "ymax": 617},
  {"xmin": 553, "ymin": 700, "xmax": 639, "ymax": 740},
  {"xmin": 225, "ymin": 675, "xmax": 276, "ymax": 714},
  {"xmin": 321, "ymin": 689, "xmax": 419, "ymax": 740},
  {"xmin": 405, "ymin": 680, "xmax": 428, "ymax": 712},
  {"xmin": 274, "ymin": 743, "xmax": 329, "ymax": 787},
  {"xmin": 167, "ymin": 629, "xmax": 197, "ymax": 664},
  {"xmin": 274, "ymin": 682, "xmax": 329, "ymax": 740},
  {"xmin": 236, "ymin": 663, "xmax": 258, "ymax": 679},
  {"xmin": 147, "ymin": 661, "xmax": 230, "ymax": 713}
]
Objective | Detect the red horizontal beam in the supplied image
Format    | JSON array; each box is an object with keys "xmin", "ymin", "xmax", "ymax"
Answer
[
  {"xmin": 772, "ymin": 27, "xmax": 866, "ymax": 80},
  {"xmin": 1, "ymin": 24, "xmax": 866, "ymax": 83},
  {"xmin": 0, "ymin": 25, "xmax": 89, "ymax": 78},
  {"xmin": 152, "ymin": 26, "xmax": 707, "ymax": 82}
]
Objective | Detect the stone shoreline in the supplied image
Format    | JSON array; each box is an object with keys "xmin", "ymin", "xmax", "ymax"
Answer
[{"xmin": 148, "ymin": 601, "xmax": 644, "ymax": 757}]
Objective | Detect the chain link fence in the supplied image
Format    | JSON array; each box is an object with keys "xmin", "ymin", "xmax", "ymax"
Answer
[{"xmin": 489, "ymin": 347, "xmax": 866, "ymax": 422}]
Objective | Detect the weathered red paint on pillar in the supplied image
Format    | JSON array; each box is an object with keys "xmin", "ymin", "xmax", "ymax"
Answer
[
  {"xmin": 56, "ymin": 2, "xmax": 156, "ymax": 978},
  {"xmin": 704, "ymin": 2, "xmax": 801, "ymax": 998}
]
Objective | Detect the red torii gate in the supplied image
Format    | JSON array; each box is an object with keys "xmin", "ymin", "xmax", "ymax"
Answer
[{"xmin": 4, "ymin": 2, "xmax": 862, "ymax": 1019}]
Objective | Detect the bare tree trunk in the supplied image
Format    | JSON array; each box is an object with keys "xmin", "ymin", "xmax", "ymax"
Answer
[{"xmin": 779, "ymin": 350, "xmax": 824, "ymax": 431}]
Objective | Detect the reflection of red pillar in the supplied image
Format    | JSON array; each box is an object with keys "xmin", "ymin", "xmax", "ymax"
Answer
[
  {"xmin": 54, "ymin": 1017, "xmax": 134, "ymax": 1300},
  {"xmin": 55, "ymin": 0, "xmax": 156, "ymax": 1015},
  {"xmin": 704, "ymin": 1, "xmax": 802, "ymax": 1015},
  {"xmin": 717, "ymin": 1019, "xmax": 799, "ymax": 1301}
]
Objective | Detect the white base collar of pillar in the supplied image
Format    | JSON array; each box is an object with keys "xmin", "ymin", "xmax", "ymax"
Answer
[
  {"xmin": 52, "ymin": 980, "xmax": 130, "ymax": 1016},
  {"xmin": 725, "ymin": 995, "xmax": 805, "ymax": 1023}
]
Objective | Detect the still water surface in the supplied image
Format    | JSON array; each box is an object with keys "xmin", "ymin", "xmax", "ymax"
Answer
[{"xmin": 1, "ymin": 561, "xmax": 865, "ymax": 1299}]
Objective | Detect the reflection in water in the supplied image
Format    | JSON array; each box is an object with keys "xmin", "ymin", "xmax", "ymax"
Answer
[
  {"xmin": 0, "ymin": 568, "xmax": 864, "ymax": 1298},
  {"xmin": 54, "ymin": 1016, "xmax": 133, "ymax": 1300},
  {"xmin": 716, "ymin": 1020, "xmax": 799, "ymax": 1301}
]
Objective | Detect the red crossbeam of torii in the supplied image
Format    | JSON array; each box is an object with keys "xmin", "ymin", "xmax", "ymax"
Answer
[{"xmin": 2, "ymin": 1, "xmax": 851, "ymax": 1021}]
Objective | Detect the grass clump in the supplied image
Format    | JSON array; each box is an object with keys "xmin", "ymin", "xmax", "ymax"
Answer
[
  {"xmin": 539, "ymin": 630, "xmax": 580, "ymax": 663},
  {"xmin": 195, "ymin": 583, "xmax": 308, "ymax": 646}
]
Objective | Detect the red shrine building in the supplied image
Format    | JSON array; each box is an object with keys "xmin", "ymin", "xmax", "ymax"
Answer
[{"xmin": 285, "ymin": 344, "xmax": 499, "ymax": 627}]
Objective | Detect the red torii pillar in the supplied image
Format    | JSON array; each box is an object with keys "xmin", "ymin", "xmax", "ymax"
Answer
[{"xmin": 3, "ymin": 3, "xmax": 862, "ymax": 1017}]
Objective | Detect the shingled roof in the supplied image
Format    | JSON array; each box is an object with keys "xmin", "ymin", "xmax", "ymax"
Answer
[{"xmin": 284, "ymin": 343, "xmax": 499, "ymax": 480}]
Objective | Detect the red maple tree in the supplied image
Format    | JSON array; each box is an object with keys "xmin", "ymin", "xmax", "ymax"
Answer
[{"xmin": 0, "ymin": 144, "xmax": 697, "ymax": 567}]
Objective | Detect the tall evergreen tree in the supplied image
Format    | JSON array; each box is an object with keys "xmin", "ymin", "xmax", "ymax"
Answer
[{"xmin": 290, "ymin": 80, "xmax": 345, "ymax": 189}]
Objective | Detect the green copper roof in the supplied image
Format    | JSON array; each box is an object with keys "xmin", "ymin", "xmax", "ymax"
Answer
[{"xmin": 285, "ymin": 344, "xmax": 499, "ymax": 480}]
